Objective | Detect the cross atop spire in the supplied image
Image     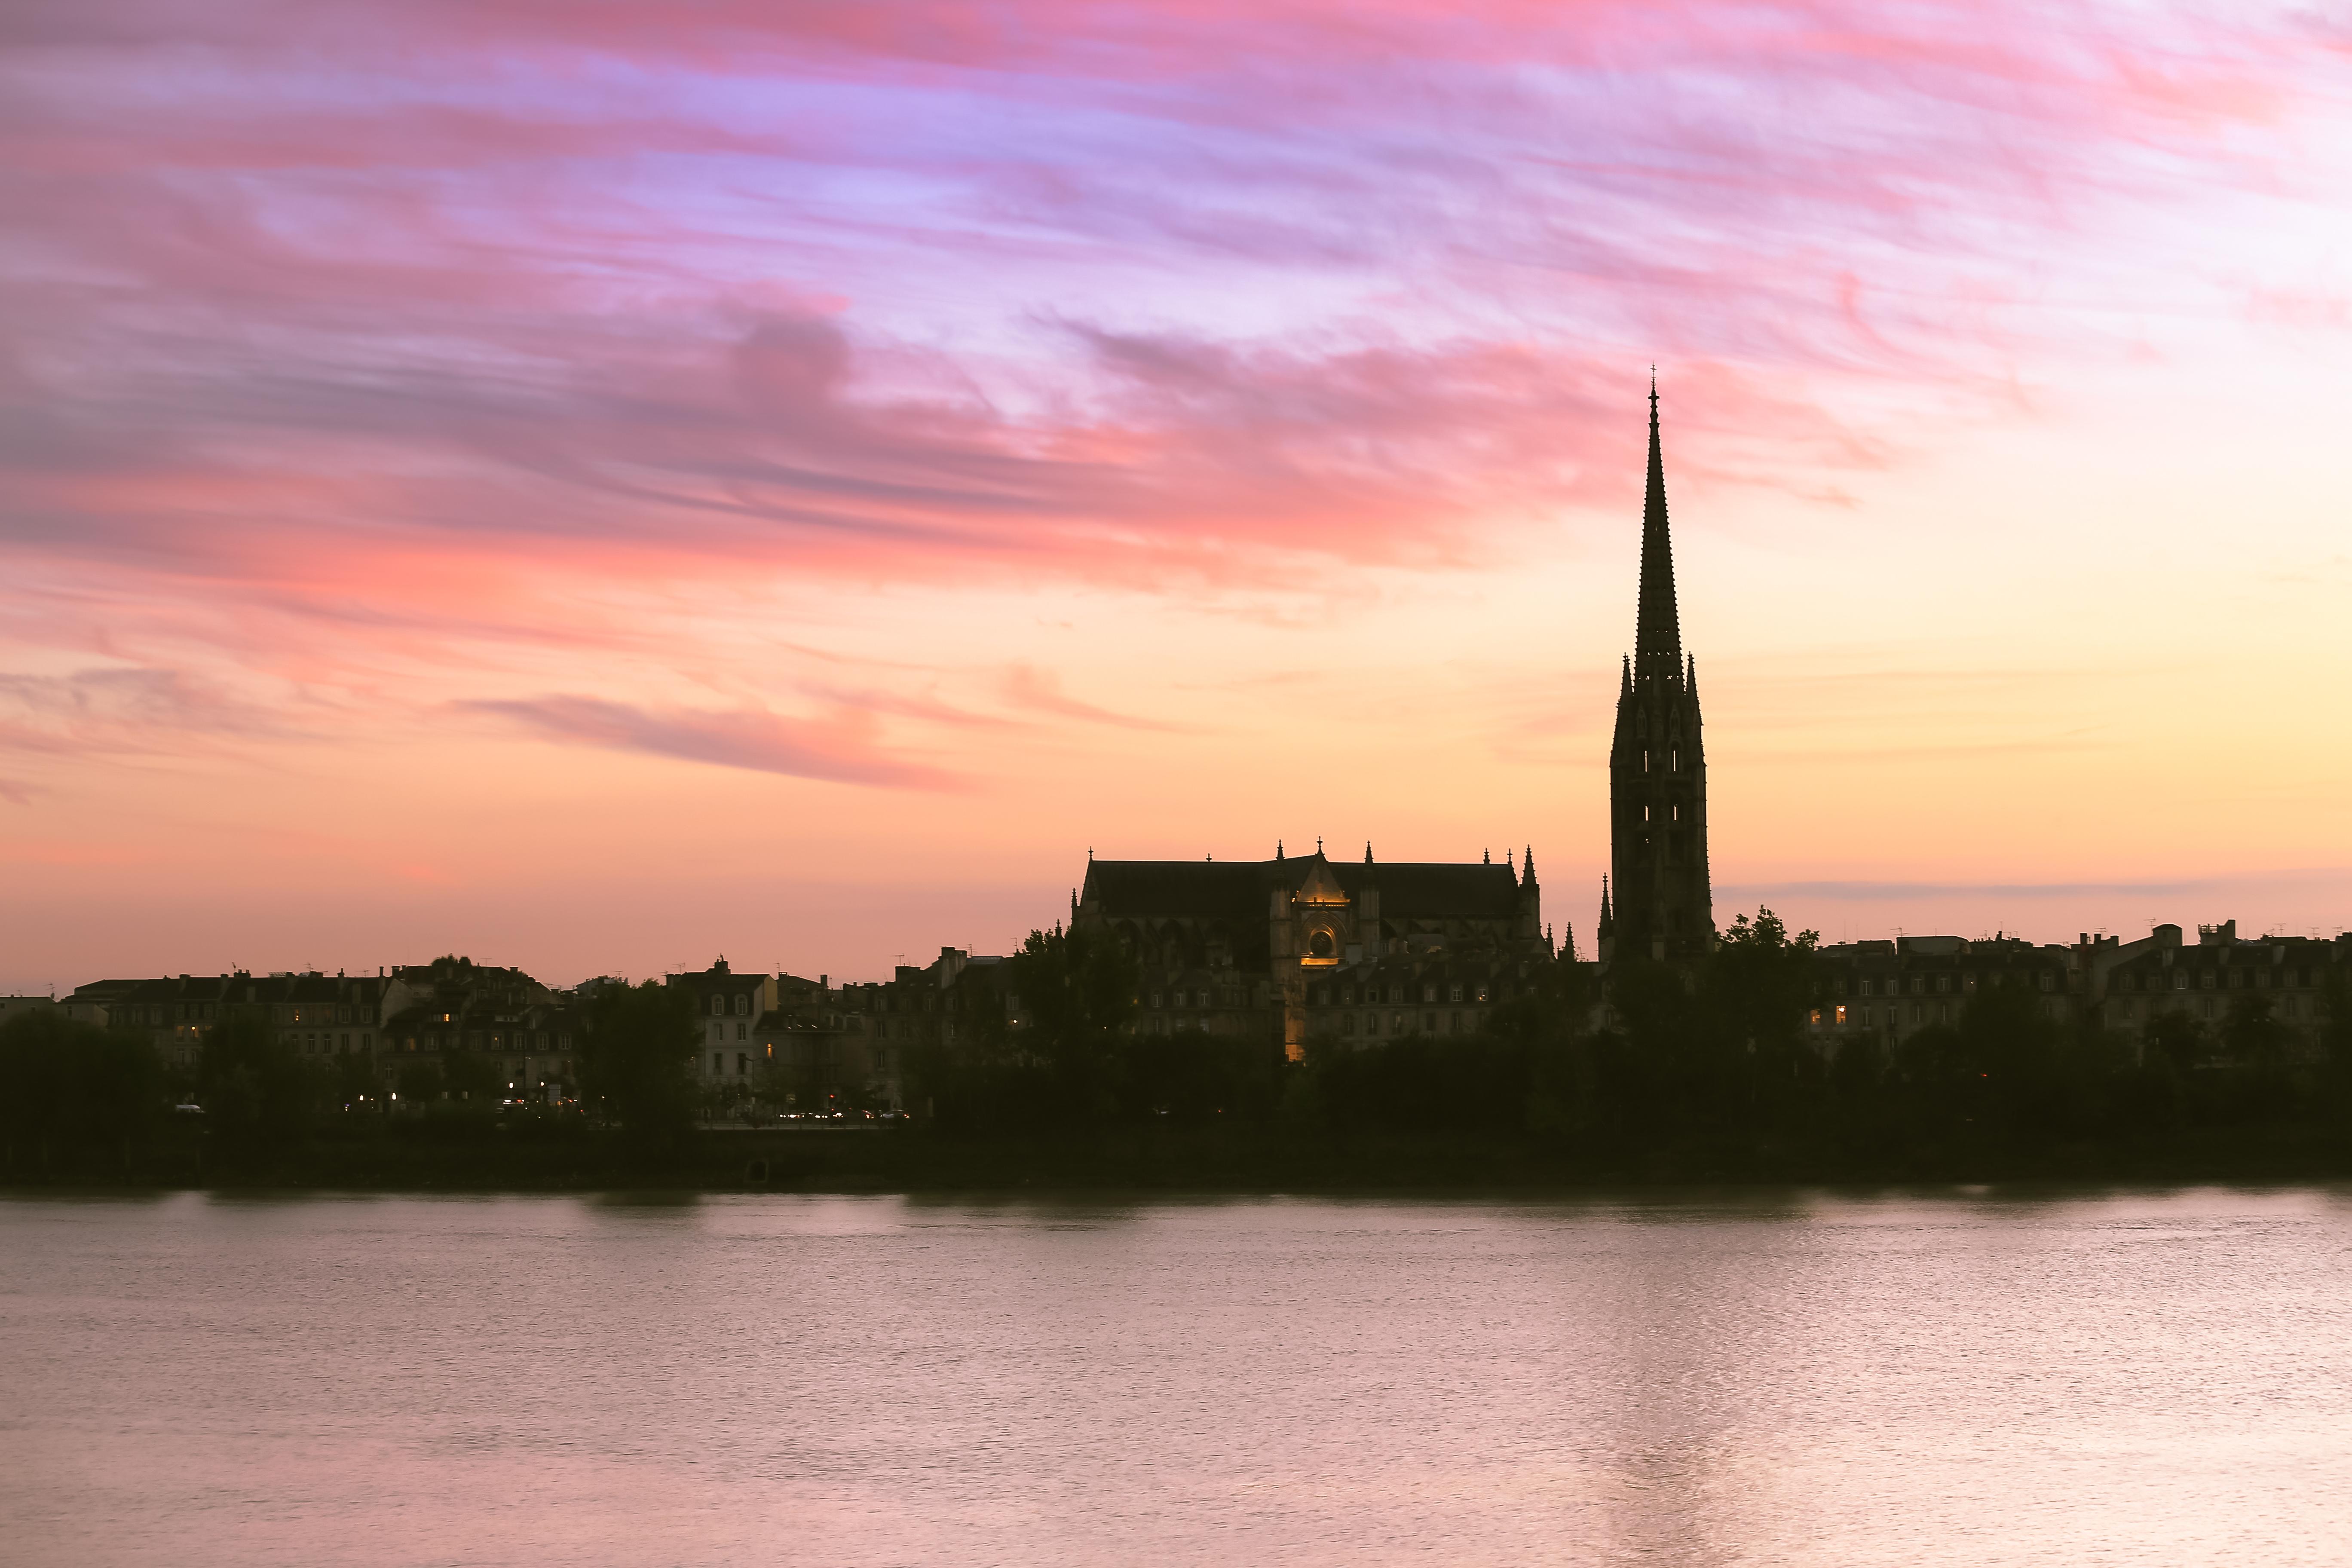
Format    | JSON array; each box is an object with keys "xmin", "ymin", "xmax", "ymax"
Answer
[{"xmin": 1635, "ymin": 375, "xmax": 1682, "ymax": 673}]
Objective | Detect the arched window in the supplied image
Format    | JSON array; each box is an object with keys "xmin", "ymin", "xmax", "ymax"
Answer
[
  {"xmin": 710, "ymin": 996, "xmax": 725, "ymax": 1017},
  {"xmin": 735, "ymin": 994, "xmax": 750, "ymax": 1017}
]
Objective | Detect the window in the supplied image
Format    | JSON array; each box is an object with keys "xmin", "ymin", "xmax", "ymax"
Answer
[
  {"xmin": 1421, "ymin": 984, "xmax": 1436, "ymax": 1004},
  {"xmin": 1834, "ymin": 1005, "xmax": 1848, "ymax": 1025},
  {"xmin": 710, "ymin": 996, "xmax": 725, "ymax": 1017},
  {"xmin": 735, "ymin": 994, "xmax": 750, "ymax": 1016},
  {"xmin": 737, "ymin": 1053, "xmax": 748, "ymax": 1077},
  {"xmin": 1364, "ymin": 1013, "xmax": 1379, "ymax": 1036},
  {"xmin": 2040, "ymin": 972, "xmax": 2055, "ymax": 992},
  {"xmin": 734, "ymin": 1021, "xmax": 746, "ymax": 1040},
  {"xmin": 1422, "ymin": 1012, "xmax": 1436, "ymax": 1032},
  {"xmin": 1449, "ymin": 1011, "xmax": 1462, "ymax": 1032},
  {"xmin": 711, "ymin": 1053, "xmax": 723, "ymax": 1074},
  {"xmin": 1449, "ymin": 984, "xmax": 1463, "ymax": 1003}
]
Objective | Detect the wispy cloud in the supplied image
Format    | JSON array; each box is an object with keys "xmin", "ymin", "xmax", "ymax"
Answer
[
  {"xmin": 1000, "ymin": 663, "xmax": 1184, "ymax": 732},
  {"xmin": 0, "ymin": 667, "xmax": 291, "ymax": 755},
  {"xmin": 456, "ymin": 695, "xmax": 964, "ymax": 790}
]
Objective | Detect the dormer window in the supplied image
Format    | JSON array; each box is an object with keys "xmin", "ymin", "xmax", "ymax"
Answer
[
  {"xmin": 735, "ymin": 994, "xmax": 750, "ymax": 1017},
  {"xmin": 710, "ymin": 996, "xmax": 725, "ymax": 1017}
]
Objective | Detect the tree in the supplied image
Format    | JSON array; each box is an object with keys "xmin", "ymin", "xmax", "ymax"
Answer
[
  {"xmin": 1706, "ymin": 908, "xmax": 1825, "ymax": 1127},
  {"xmin": 1708, "ymin": 908, "xmax": 1822, "ymax": 1054},
  {"xmin": 198, "ymin": 1013, "xmax": 313, "ymax": 1167},
  {"xmin": 579, "ymin": 980, "xmax": 698, "ymax": 1154},
  {"xmin": 0, "ymin": 1010, "xmax": 166, "ymax": 1175},
  {"xmin": 1002, "ymin": 924, "xmax": 1139, "ymax": 1118}
]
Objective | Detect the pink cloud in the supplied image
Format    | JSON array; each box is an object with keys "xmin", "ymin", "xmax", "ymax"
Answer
[
  {"xmin": 456, "ymin": 694, "xmax": 965, "ymax": 790},
  {"xmin": 0, "ymin": 0, "xmax": 2336, "ymax": 749}
]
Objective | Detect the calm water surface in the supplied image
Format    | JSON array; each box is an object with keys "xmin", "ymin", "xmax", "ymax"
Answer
[{"xmin": 3, "ymin": 1188, "xmax": 2349, "ymax": 1566}]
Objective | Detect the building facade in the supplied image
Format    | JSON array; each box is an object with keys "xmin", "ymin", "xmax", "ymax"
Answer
[
  {"xmin": 1804, "ymin": 921, "xmax": 2348, "ymax": 1062},
  {"xmin": 1076, "ymin": 843, "xmax": 1554, "ymax": 1058}
]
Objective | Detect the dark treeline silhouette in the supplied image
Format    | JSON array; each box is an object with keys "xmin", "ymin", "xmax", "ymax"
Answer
[
  {"xmin": 7, "ymin": 908, "xmax": 2352, "ymax": 1186},
  {"xmin": 910, "ymin": 910, "xmax": 2352, "ymax": 1179},
  {"xmin": 0, "ymin": 979, "xmax": 702, "ymax": 1182}
]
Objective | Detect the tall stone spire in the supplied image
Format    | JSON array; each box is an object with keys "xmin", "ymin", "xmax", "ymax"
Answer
[
  {"xmin": 1608, "ymin": 375, "xmax": 1712, "ymax": 963},
  {"xmin": 1634, "ymin": 370, "xmax": 1681, "ymax": 673}
]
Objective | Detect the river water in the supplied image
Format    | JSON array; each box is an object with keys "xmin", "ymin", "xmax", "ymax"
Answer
[{"xmin": 3, "ymin": 1189, "xmax": 2349, "ymax": 1566}]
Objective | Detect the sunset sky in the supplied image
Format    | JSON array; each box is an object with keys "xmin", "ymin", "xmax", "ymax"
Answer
[{"xmin": 3, "ymin": 0, "xmax": 2349, "ymax": 991}]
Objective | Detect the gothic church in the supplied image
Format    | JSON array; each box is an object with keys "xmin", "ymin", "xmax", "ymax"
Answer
[{"xmin": 1073, "ymin": 381, "xmax": 1712, "ymax": 1054}]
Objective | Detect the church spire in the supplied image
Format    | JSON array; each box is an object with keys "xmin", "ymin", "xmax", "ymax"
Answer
[{"xmin": 1635, "ymin": 372, "xmax": 1682, "ymax": 673}]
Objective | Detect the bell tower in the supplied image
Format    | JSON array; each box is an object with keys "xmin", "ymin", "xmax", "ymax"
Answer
[{"xmin": 1608, "ymin": 377, "xmax": 1713, "ymax": 960}]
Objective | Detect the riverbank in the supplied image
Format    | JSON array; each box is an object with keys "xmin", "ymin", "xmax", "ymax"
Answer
[{"xmin": 11, "ymin": 1117, "xmax": 2352, "ymax": 1193}]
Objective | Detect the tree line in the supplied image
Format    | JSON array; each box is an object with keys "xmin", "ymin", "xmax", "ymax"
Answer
[
  {"xmin": 8, "ymin": 911, "xmax": 2351, "ymax": 1182},
  {"xmin": 911, "ymin": 911, "xmax": 2352, "ymax": 1174}
]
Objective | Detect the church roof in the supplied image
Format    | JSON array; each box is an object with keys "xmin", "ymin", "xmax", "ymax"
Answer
[{"xmin": 1082, "ymin": 856, "xmax": 1522, "ymax": 922}]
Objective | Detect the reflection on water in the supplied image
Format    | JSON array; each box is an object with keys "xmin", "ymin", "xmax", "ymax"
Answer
[{"xmin": 3, "ymin": 1188, "xmax": 2349, "ymax": 1567}]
